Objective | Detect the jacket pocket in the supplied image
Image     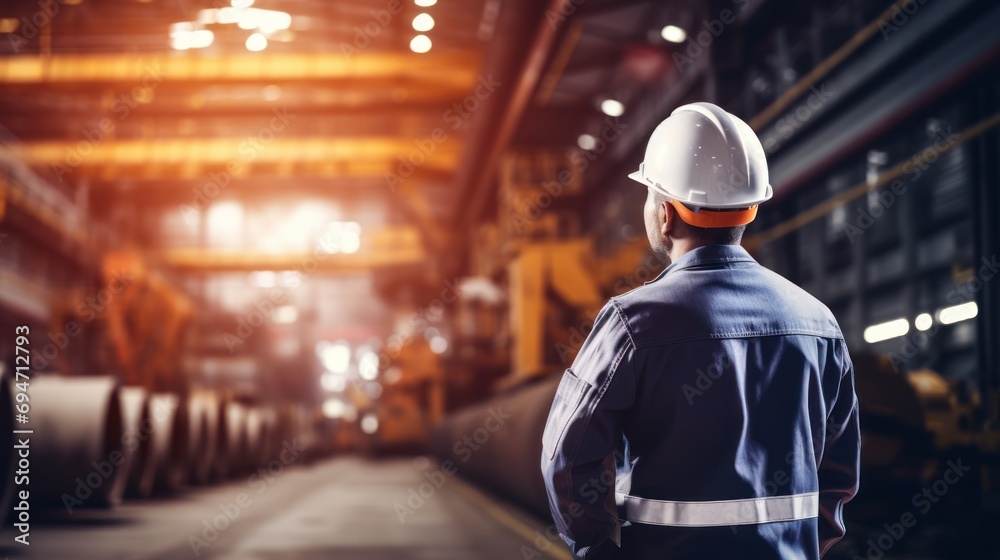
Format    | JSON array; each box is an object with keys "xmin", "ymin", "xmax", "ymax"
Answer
[{"xmin": 543, "ymin": 369, "xmax": 593, "ymax": 460}]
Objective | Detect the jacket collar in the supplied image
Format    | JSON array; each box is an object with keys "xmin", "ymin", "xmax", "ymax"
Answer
[{"xmin": 644, "ymin": 244, "xmax": 756, "ymax": 285}]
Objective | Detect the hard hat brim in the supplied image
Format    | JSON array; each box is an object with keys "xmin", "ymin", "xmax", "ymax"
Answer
[{"xmin": 628, "ymin": 167, "xmax": 774, "ymax": 210}]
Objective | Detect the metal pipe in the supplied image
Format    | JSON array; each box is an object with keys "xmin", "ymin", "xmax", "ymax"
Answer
[{"xmin": 432, "ymin": 375, "xmax": 559, "ymax": 516}]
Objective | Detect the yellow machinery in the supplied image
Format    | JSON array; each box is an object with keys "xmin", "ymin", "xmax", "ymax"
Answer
[
  {"xmin": 498, "ymin": 150, "xmax": 651, "ymax": 381},
  {"xmin": 353, "ymin": 336, "xmax": 443, "ymax": 454}
]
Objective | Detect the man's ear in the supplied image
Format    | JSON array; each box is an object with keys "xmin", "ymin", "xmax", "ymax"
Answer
[{"xmin": 660, "ymin": 200, "xmax": 674, "ymax": 237}]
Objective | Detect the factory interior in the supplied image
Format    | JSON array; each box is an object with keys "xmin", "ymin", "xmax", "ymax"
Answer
[{"xmin": 0, "ymin": 0, "xmax": 998, "ymax": 558}]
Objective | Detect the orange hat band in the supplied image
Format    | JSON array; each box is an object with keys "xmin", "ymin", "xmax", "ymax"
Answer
[{"xmin": 668, "ymin": 199, "xmax": 758, "ymax": 228}]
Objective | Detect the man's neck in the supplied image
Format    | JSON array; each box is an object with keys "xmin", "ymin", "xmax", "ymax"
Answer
[
  {"xmin": 669, "ymin": 240, "xmax": 741, "ymax": 263},
  {"xmin": 668, "ymin": 239, "xmax": 705, "ymax": 263}
]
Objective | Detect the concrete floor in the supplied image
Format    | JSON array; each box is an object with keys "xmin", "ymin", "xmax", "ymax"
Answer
[
  {"xmin": 2, "ymin": 457, "xmax": 572, "ymax": 560},
  {"xmin": 1, "ymin": 455, "xmax": 982, "ymax": 559}
]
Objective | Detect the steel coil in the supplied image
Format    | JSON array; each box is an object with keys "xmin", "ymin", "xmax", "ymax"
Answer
[{"xmin": 26, "ymin": 375, "xmax": 125, "ymax": 509}]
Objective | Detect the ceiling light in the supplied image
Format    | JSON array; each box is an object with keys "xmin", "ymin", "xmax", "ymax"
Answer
[
  {"xmin": 196, "ymin": 9, "xmax": 218, "ymax": 24},
  {"xmin": 271, "ymin": 305, "xmax": 298, "ymax": 324},
  {"xmin": 938, "ymin": 302, "xmax": 978, "ymax": 325},
  {"xmin": 321, "ymin": 372, "xmax": 347, "ymax": 392},
  {"xmin": 863, "ymin": 318, "xmax": 909, "ymax": 344},
  {"xmin": 410, "ymin": 34, "xmax": 432, "ymax": 54},
  {"xmin": 413, "ymin": 13, "xmax": 435, "ymax": 32},
  {"xmin": 577, "ymin": 134, "xmax": 597, "ymax": 151},
  {"xmin": 660, "ymin": 25, "xmax": 687, "ymax": 43},
  {"xmin": 318, "ymin": 341, "xmax": 351, "ymax": 374},
  {"xmin": 415, "ymin": 0, "xmax": 437, "ymax": 6},
  {"xmin": 360, "ymin": 414, "xmax": 379, "ymax": 434},
  {"xmin": 229, "ymin": 8, "xmax": 291, "ymax": 32},
  {"xmin": 246, "ymin": 32, "xmax": 268, "ymax": 51},
  {"xmin": 600, "ymin": 99, "xmax": 625, "ymax": 117},
  {"xmin": 320, "ymin": 221, "xmax": 362, "ymax": 255},
  {"xmin": 248, "ymin": 271, "xmax": 276, "ymax": 288},
  {"xmin": 169, "ymin": 25, "xmax": 215, "ymax": 50},
  {"xmin": 359, "ymin": 351, "xmax": 379, "ymax": 380},
  {"xmin": 323, "ymin": 398, "xmax": 349, "ymax": 419},
  {"xmin": 216, "ymin": 7, "xmax": 241, "ymax": 24},
  {"xmin": 188, "ymin": 30, "xmax": 214, "ymax": 49},
  {"xmin": 429, "ymin": 335, "xmax": 448, "ymax": 355},
  {"xmin": 914, "ymin": 313, "xmax": 933, "ymax": 331},
  {"xmin": 170, "ymin": 21, "xmax": 194, "ymax": 35},
  {"xmin": 262, "ymin": 84, "xmax": 282, "ymax": 101}
]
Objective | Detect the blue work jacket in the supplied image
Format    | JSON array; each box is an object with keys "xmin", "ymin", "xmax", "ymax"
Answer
[{"xmin": 541, "ymin": 244, "xmax": 860, "ymax": 559}]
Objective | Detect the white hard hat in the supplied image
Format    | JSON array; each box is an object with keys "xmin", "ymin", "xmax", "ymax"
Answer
[{"xmin": 628, "ymin": 102, "xmax": 772, "ymax": 228}]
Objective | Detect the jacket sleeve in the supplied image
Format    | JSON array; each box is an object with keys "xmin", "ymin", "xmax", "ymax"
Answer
[
  {"xmin": 818, "ymin": 340, "xmax": 861, "ymax": 557},
  {"xmin": 541, "ymin": 300, "xmax": 636, "ymax": 559}
]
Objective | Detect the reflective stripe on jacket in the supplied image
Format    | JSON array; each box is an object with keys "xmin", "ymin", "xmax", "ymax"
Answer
[{"xmin": 541, "ymin": 244, "xmax": 860, "ymax": 560}]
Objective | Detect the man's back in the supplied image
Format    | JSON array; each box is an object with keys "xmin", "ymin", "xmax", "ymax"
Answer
[{"xmin": 541, "ymin": 244, "xmax": 860, "ymax": 559}]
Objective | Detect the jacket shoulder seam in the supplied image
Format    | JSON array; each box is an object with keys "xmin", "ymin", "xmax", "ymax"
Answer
[{"xmin": 610, "ymin": 298, "xmax": 637, "ymax": 346}]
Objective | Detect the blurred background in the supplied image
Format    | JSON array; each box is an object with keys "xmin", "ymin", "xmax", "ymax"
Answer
[{"xmin": 0, "ymin": 0, "xmax": 997, "ymax": 558}]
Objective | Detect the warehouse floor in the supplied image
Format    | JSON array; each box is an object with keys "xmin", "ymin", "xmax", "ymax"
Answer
[
  {"xmin": 2, "ymin": 455, "xmax": 984, "ymax": 559},
  {"xmin": 3, "ymin": 457, "xmax": 571, "ymax": 560}
]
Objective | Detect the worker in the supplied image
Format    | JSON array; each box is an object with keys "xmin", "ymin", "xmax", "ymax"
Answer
[{"xmin": 541, "ymin": 102, "xmax": 860, "ymax": 559}]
